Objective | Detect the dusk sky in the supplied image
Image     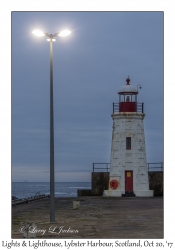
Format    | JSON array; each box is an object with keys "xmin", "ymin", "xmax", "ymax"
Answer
[{"xmin": 11, "ymin": 11, "xmax": 163, "ymax": 182}]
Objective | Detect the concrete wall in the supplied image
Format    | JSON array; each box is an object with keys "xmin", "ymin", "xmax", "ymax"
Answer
[
  {"xmin": 91, "ymin": 171, "xmax": 163, "ymax": 196},
  {"xmin": 77, "ymin": 189, "xmax": 92, "ymax": 196},
  {"xmin": 148, "ymin": 171, "xmax": 163, "ymax": 196},
  {"xmin": 91, "ymin": 172, "xmax": 109, "ymax": 196}
]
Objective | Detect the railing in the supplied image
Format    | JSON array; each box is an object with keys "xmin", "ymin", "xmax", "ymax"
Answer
[
  {"xmin": 113, "ymin": 102, "xmax": 144, "ymax": 113},
  {"xmin": 147, "ymin": 162, "xmax": 163, "ymax": 172},
  {"xmin": 12, "ymin": 192, "xmax": 48, "ymax": 206},
  {"xmin": 93, "ymin": 162, "xmax": 163, "ymax": 172},
  {"xmin": 93, "ymin": 163, "xmax": 110, "ymax": 172}
]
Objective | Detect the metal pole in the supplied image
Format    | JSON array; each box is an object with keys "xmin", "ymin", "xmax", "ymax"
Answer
[{"xmin": 50, "ymin": 36, "xmax": 55, "ymax": 222}]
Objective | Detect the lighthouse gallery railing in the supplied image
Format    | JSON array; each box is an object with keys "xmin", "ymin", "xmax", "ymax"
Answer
[{"xmin": 113, "ymin": 102, "xmax": 144, "ymax": 113}]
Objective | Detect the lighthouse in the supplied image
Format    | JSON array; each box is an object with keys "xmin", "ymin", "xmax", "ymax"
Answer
[{"xmin": 103, "ymin": 77, "xmax": 153, "ymax": 197}]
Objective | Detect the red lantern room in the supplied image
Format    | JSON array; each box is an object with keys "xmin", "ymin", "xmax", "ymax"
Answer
[{"xmin": 118, "ymin": 77, "xmax": 138, "ymax": 112}]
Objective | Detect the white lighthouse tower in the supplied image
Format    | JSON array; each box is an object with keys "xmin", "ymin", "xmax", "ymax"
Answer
[{"xmin": 103, "ymin": 77, "xmax": 153, "ymax": 197}]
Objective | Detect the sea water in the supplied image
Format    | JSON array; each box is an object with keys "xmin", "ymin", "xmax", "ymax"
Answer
[{"xmin": 12, "ymin": 182, "xmax": 91, "ymax": 199}]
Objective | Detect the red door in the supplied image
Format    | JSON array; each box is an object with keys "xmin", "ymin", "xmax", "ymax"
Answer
[{"xmin": 125, "ymin": 171, "xmax": 133, "ymax": 192}]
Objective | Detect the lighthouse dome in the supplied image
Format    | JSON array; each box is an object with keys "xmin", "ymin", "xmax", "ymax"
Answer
[{"xmin": 118, "ymin": 77, "xmax": 138, "ymax": 94}]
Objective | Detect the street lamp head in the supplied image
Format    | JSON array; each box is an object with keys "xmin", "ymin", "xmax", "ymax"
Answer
[
  {"xmin": 58, "ymin": 30, "xmax": 71, "ymax": 37},
  {"xmin": 32, "ymin": 30, "xmax": 45, "ymax": 37},
  {"xmin": 32, "ymin": 29, "xmax": 71, "ymax": 41}
]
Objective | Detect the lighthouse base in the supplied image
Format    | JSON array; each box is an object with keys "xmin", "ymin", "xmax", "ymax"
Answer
[
  {"xmin": 134, "ymin": 190, "xmax": 154, "ymax": 197},
  {"xmin": 103, "ymin": 190, "xmax": 124, "ymax": 197},
  {"xmin": 103, "ymin": 190, "xmax": 153, "ymax": 197}
]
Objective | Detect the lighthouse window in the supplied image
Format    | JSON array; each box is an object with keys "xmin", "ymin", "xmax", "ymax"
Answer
[
  {"xmin": 126, "ymin": 137, "xmax": 131, "ymax": 150},
  {"xmin": 126, "ymin": 96, "xmax": 130, "ymax": 102}
]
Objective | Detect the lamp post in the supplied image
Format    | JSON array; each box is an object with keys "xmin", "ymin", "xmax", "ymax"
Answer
[{"xmin": 32, "ymin": 29, "xmax": 71, "ymax": 222}]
